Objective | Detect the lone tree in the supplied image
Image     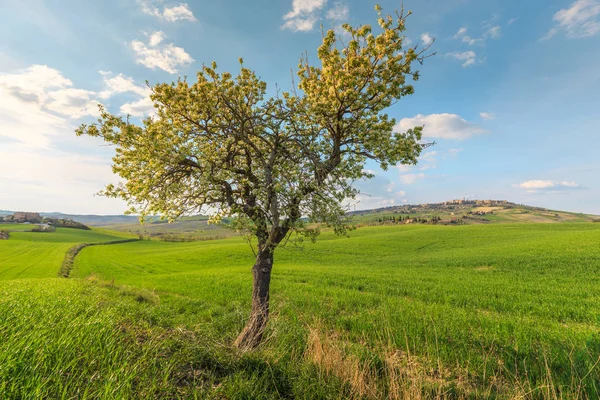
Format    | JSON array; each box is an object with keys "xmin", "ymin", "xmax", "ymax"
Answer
[{"xmin": 77, "ymin": 6, "xmax": 431, "ymax": 350}]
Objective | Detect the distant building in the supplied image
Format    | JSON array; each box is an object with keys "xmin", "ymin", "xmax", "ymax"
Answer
[{"xmin": 3, "ymin": 212, "xmax": 42, "ymax": 223}]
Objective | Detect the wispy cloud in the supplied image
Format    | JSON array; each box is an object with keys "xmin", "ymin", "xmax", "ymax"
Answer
[
  {"xmin": 353, "ymin": 172, "xmax": 407, "ymax": 209},
  {"xmin": 99, "ymin": 71, "xmax": 154, "ymax": 117},
  {"xmin": 544, "ymin": 0, "xmax": 600, "ymax": 39},
  {"xmin": 454, "ymin": 27, "xmax": 467, "ymax": 38},
  {"xmin": 281, "ymin": 0, "xmax": 350, "ymax": 32},
  {"xmin": 421, "ymin": 32, "xmax": 434, "ymax": 45},
  {"xmin": 398, "ymin": 150, "xmax": 438, "ymax": 172},
  {"xmin": 139, "ymin": 1, "xmax": 197, "ymax": 22},
  {"xmin": 446, "ymin": 50, "xmax": 478, "ymax": 67},
  {"xmin": 281, "ymin": 0, "xmax": 327, "ymax": 32},
  {"xmin": 453, "ymin": 23, "xmax": 501, "ymax": 46},
  {"xmin": 479, "ymin": 112, "xmax": 495, "ymax": 120},
  {"xmin": 131, "ymin": 31, "xmax": 193, "ymax": 73},
  {"xmin": 326, "ymin": 1, "xmax": 349, "ymax": 21},
  {"xmin": 453, "ymin": 27, "xmax": 482, "ymax": 46},
  {"xmin": 400, "ymin": 173, "xmax": 426, "ymax": 185},
  {"xmin": 396, "ymin": 113, "xmax": 488, "ymax": 140},
  {"xmin": 516, "ymin": 180, "xmax": 584, "ymax": 193},
  {"xmin": 99, "ymin": 71, "xmax": 149, "ymax": 98},
  {"xmin": 486, "ymin": 25, "xmax": 501, "ymax": 39}
]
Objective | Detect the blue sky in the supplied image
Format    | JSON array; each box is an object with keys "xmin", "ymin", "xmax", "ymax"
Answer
[{"xmin": 1, "ymin": 0, "xmax": 599, "ymax": 215}]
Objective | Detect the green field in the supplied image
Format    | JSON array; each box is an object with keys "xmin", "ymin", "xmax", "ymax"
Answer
[
  {"xmin": 97, "ymin": 216, "xmax": 235, "ymax": 242},
  {"xmin": 0, "ymin": 228, "xmax": 132, "ymax": 279},
  {"xmin": 1, "ymin": 224, "xmax": 600, "ymax": 398},
  {"xmin": 0, "ymin": 223, "xmax": 40, "ymax": 231}
]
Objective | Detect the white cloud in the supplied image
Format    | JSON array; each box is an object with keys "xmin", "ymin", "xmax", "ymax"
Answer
[
  {"xmin": 282, "ymin": 0, "xmax": 347, "ymax": 32},
  {"xmin": 284, "ymin": 0, "xmax": 327, "ymax": 19},
  {"xmin": 45, "ymin": 88, "xmax": 101, "ymax": 118},
  {"xmin": 545, "ymin": 0, "xmax": 600, "ymax": 39},
  {"xmin": 0, "ymin": 64, "xmax": 72, "ymax": 92},
  {"xmin": 0, "ymin": 87, "xmax": 65, "ymax": 148},
  {"xmin": 139, "ymin": 1, "xmax": 197, "ymax": 22},
  {"xmin": 131, "ymin": 32, "xmax": 193, "ymax": 73},
  {"xmin": 99, "ymin": 71, "xmax": 154, "ymax": 117},
  {"xmin": 281, "ymin": 16, "xmax": 319, "ymax": 32},
  {"xmin": 453, "ymin": 24, "xmax": 501, "ymax": 46},
  {"xmin": 453, "ymin": 27, "xmax": 467, "ymax": 38},
  {"xmin": 479, "ymin": 112, "xmax": 495, "ymax": 120},
  {"xmin": 516, "ymin": 180, "xmax": 582, "ymax": 193},
  {"xmin": 121, "ymin": 96, "xmax": 155, "ymax": 117},
  {"xmin": 326, "ymin": 1, "xmax": 349, "ymax": 21},
  {"xmin": 421, "ymin": 32, "xmax": 434, "ymax": 45},
  {"xmin": 447, "ymin": 50, "xmax": 478, "ymax": 67},
  {"xmin": 485, "ymin": 25, "xmax": 501, "ymax": 39},
  {"xmin": 0, "ymin": 65, "xmax": 101, "ymax": 129},
  {"xmin": 99, "ymin": 71, "xmax": 149, "ymax": 98},
  {"xmin": 396, "ymin": 113, "xmax": 488, "ymax": 140},
  {"xmin": 148, "ymin": 31, "xmax": 165, "ymax": 47},
  {"xmin": 453, "ymin": 28, "xmax": 482, "ymax": 46},
  {"xmin": 162, "ymin": 4, "xmax": 196, "ymax": 22},
  {"xmin": 400, "ymin": 173, "xmax": 425, "ymax": 185},
  {"xmin": 281, "ymin": 0, "xmax": 327, "ymax": 32},
  {"xmin": 462, "ymin": 36, "xmax": 483, "ymax": 46}
]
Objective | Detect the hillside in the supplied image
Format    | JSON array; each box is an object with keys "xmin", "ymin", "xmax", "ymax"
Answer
[
  {"xmin": 1, "ymin": 223, "xmax": 599, "ymax": 398},
  {"xmin": 350, "ymin": 199, "xmax": 600, "ymax": 225}
]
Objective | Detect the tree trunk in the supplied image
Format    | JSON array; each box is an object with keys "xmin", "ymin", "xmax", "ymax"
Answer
[{"xmin": 234, "ymin": 246, "xmax": 274, "ymax": 350}]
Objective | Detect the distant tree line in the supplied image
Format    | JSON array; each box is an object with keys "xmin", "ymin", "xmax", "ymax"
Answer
[{"xmin": 373, "ymin": 214, "xmax": 465, "ymax": 225}]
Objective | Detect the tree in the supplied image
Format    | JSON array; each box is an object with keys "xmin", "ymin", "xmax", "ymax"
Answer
[{"xmin": 77, "ymin": 5, "xmax": 431, "ymax": 350}]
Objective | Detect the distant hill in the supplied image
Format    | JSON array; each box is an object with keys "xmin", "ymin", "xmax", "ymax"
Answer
[
  {"xmin": 3, "ymin": 200, "xmax": 598, "ymax": 239},
  {"xmin": 349, "ymin": 200, "xmax": 600, "ymax": 225},
  {"xmin": 38, "ymin": 213, "xmax": 143, "ymax": 226}
]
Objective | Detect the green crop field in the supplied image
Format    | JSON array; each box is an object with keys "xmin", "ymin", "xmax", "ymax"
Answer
[
  {"xmin": 0, "ymin": 228, "xmax": 133, "ymax": 280},
  {"xmin": 0, "ymin": 223, "xmax": 40, "ymax": 231},
  {"xmin": 1, "ymin": 223, "xmax": 599, "ymax": 398}
]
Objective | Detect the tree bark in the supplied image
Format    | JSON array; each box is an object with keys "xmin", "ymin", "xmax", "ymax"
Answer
[{"xmin": 234, "ymin": 246, "xmax": 274, "ymax": 350}]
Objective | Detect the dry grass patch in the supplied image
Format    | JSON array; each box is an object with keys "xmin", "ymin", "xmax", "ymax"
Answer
[
  {"xmin": 303, "ymin": 323, "xmax": 598, "ymax": 399},
  {"xmin": 305, "ymin": 323, "xmax": 478, "ymax": 399}
]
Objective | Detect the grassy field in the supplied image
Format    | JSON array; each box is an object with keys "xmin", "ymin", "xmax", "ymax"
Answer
[
  {"xmin": 1, "ymin": 223, "xmax": 599, "ymax": 398},
  {"xmin": 0, "ymin": 228, "xmax": 132, "ymax": 279},
  {"xmin": 0, "ymin": 223, "xmax": 40, "ymax": 231},
  {"xmin": 99, "ymin": 216, "xmax": 236, "ymax": 242}
]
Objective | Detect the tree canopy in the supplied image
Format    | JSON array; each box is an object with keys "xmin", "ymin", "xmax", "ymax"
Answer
[{"xmin": 77, "ymin": 5, "xmax": 431, "ymax": 349}]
